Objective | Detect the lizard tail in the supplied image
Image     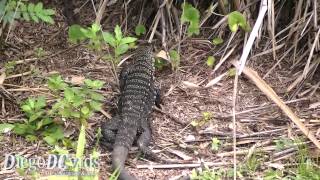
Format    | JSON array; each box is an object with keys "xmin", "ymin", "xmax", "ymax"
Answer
[{"xmin": 112, "ymin": 146, "xmax": 137, "ymax": 180}]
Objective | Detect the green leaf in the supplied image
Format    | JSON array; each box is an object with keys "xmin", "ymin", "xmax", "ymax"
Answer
[
  {"xmin": 115, "ymin": 44, "xmax": 129, "ymax": 57},
  {"xmin": 228, "ymin": 11, "xmax": 251, "ymax": 32},
  {"xmin": 47, "ymin": 75, "xmax": 67, "ymax": 91},
  {"xmin": 206, "ymin": 56, "xmax": 216, "ymax": 68},
  {"xmin": 89, "ymin": 101, "xmax": 102, "ymax": 111},
  {"xmin": 64, "ymin": 87, "xmax": 75, "ymax": 102},
  {"xmin": 35, "ymin": 96, "xmax": 46, "ymax": 109},
  {"xmin": 84, "ymin": 79, "xmax": 105, "ymax": 89},
  {"xmin": 43, "ymin": 136, "xmax": 56, "ymax": 145},
  {"xmin": 154, "ymin": 58, "xmax": 167, "ymax": 70},
  {"xmin": 181, "ymin": 2, "xmax": 200, "ymax": 36},
  {"xmin": 90, "ymin": 92, "xmax": 105, "ymax": 101},
  {"xmin": 27, "ymin": 3, "xmax": 35, "ymax": 13},
  {"xmin": 43, "ymin": 9, "xmax": 55, "ymax": 16},
  {"xmin": 0, "ymin": 123, "xmax": 15, "ymax": 133},
  {"xmin": 26, "ymin": 135, "xmax": 37, "ymax": 142},
  {"xmin": 119, "ymin": 37, "xmax": 137, "ymax": 46},
  {"xmin": 211, "ymin": 137, "xmax": 221, "ymax": 151},
  {"xmin": 102, "ymin": 32, "xmax": 116, "ymax": 47},
  {"xmin": 81, "ymin": 106, "xmax": 90, "ymax": 116},
  {"xmin": 114, "ymin": 25, "xmax": 122, "ymax": 41},
  {"xmin": 135, "ymin": 24, "xmax": 146, "ymax": 36},
  {"xmin": 212, "ymin": 37, "xmax": 223, "ymax": 45},
  {"xmin": 13, "ymin": 124, "xmax": 35, "ymax": 135},
  {"xmin": 68, "ymin": 25, "xmax": 86, "ymax": 43},
  {"xmin": 91, "ymin": 23, "xmax": 101, "ymax": 33},
  {"xmin": 36, "ymin": 117, "xmax": 53, "ymax": 130},
  {"xmin": 34, "ymin": 2, "xmax": 43, "ymax": 13}
]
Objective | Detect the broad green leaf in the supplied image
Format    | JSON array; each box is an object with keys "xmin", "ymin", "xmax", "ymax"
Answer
[
  {"xmin": 90, "ymin": 92, "xmax": 104, "ymax": 101},
  {"xmin": 228, "ymin": 11, "xmax": 251, "ymax": 32},
  {"xmin": 36, "ymin": 117, "xmax": 53, "ymax": 130},
  {"xmin": 114, "ymin": 25, "xmax": 122, "ymax": 41},
  {"xmin": 44, "ymin": 136, "xmax": 56, "ymax": 145},
  {"xmin": 13, "ymin": 124, "xmax": 34, "ymax": 135},
  {"xmin": 35, "ymin": 96, "xmax": 46, "ymax": 109},
  {"xmin": 102, "ymin": 32, "xmax": 116, "ymax": 47},
  {"xmin": 64, "ymin": 87, "xmax": 75, "ymax": 102},
  {"xmin": 26, "ymin": 134, "xmax": 37, "ymax": 142},
  {"xmin": 115, "ymin": 44, "xmax": 129, "ymax": 57},
  {"xmin": 0, "ymin": 123, "xmax": 15, "ymax": 133},
  {"xmin": 135, "ymin": 24, "xmax": 146, "ymax": 36},
  {"xmin": 21, "ymin": 104, "xmax": 32, "ymax": 114},
  {"xmin": 84, "ymin": 79, "xmax": 105, "ymax": 89},
  {"xmin": 212, "ymin": 37, "xmax": 223, "ymax": 45},
  {"xmin": 89, "ymin": 101, "xmax": 102, "ymax": 111},
  {"xmin": 206, "ymin": 56, "xmax": 215, "ymax": 68},
  {"xmin": 68, "ymin": 25, "xmax": 86, "ymax": 43},
  {"xmin": 181, "ymin": 2, "xmax": 200, "ymax": 36},
  {"xmin": 119, "ymin": 37, "xmax": 137, "ymax": 46}
]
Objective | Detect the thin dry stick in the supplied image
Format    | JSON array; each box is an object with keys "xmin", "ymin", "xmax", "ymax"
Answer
[
  {"xmin": 232, "ymin": 70, "xmax": 239, "ymax": 180},
  {"xmin": 238, "ymin": 0, "xmax": 267, "ymax": 75},
  {"xmin": 231, "ymin": 60, "xmax": 320, "ymax": 149},
  {"xmin": 95, "ymin": 0, "xmax": 108, "ymax": 25}
]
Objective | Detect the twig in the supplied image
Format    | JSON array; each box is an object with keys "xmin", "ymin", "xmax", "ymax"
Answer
[{"xmin": 136, "ymin": 161, "xmax": 233, "ymax": 169}]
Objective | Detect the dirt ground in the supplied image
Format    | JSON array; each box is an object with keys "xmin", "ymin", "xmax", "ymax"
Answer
[{"xmin": 1, "ymin": 1, "xmax": 320, "ymax": 180}]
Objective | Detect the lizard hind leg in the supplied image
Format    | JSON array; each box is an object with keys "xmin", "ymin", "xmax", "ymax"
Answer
[{"xmin": 100, "ymin": 115, "xmax": 121, "ymax": 149}]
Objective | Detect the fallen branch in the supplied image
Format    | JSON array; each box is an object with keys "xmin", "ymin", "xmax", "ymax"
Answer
[{"xmin": 231, "ymin": 60, "xmax": 320, "ymax": 149}]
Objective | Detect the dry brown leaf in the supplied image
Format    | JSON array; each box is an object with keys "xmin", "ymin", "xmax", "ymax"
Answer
[
  {"xmin": 182, "ymin": 81, "xmax": 200, "ymax": 89},
  {"xmin": 155, "ymin": 50, "xmax": 169, "ymax": 61},
  {"xmin": 70, "ymin": 76, "xmax": 85, "ymax": 85}
]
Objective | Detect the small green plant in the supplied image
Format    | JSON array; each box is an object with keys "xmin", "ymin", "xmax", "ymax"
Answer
[
  {"xmin": 2, "ymin": 74, "xmax": 105, "ymax": 148},
  {"xmin": 0, "ymin": 0, "xmax": 55, "ymax": 25},
  {"xmin": 102, "ymin": 25, "xmax": 137, "ymax": 61},
  {"xmin": 135, "ymin": 24, "xmax": 146, "ymax": 36},
  {"xmin": 227, "ymin": 68, "xmax": 236, "ymax": 77},
  {"xmin": 34, "ymin": 47, "xmax": 46, "ymax": 58},
  {"xmin": 68, "ymin": 23, "xmax": 103, "ymax": 50},
  {"xmin": 211, "ymin": 137, "xmax": 221, "ymax": 151},
  {"xmin": 191, "ymin": 112, "xmax": 213, "ymax": 127},
  {"xmin": 181, "ymin": 2, "xmax": 200, "ymax": 36},
  {"xmin": 227, "ymin": 11, "xmax": 251, "ymax": 32},
  {"xmin": 274, "ymin": 138, "xmax": 295, "ymax": 150},
  {"xmin": 212, "ymin": 37, "xmax": 224, "ymax": 45},
  {"xmin": 4, "ymin": 61, "xmax": 16, "ymax": 74},
  {"xmin": 206, "ymin": 56, "xmax": 216, "ymax": 68},
  {"xmin": 191, "ymin": 167, "xmax": 224, "ymax": 180},
  {"xmin": 68, "ymin": 24, "xmax": 137, "ymax": 64},
  {"xmin": 169, "ymin": 50, "xmax": 180, "ymax": 71}
]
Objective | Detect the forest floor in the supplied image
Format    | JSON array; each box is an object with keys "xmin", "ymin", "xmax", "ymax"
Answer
[{"xmin": 0, "ymin": 1, "xmax": 319, "ymax": 180}]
